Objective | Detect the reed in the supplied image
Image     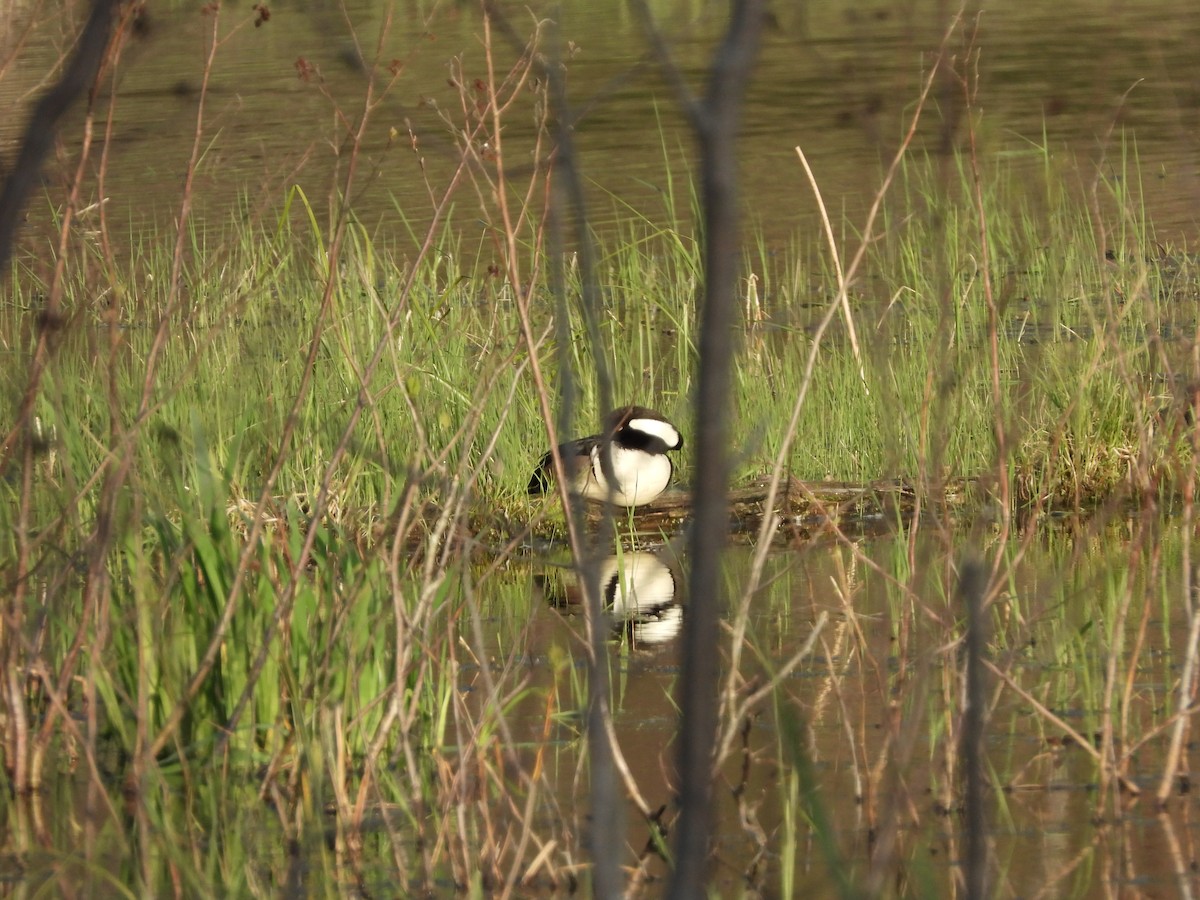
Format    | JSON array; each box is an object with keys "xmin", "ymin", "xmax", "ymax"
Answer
[{"xmin": 2, "ymin": 5, "xmax": 1198, "ymax": 896}]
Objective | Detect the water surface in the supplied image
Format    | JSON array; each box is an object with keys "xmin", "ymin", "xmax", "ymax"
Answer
[
  {"xmin": 496, "ymin": 519, "xmax": 1200, "ymax": 896},
  {"xmin": 2, "ymin": 0, "xmax": 1198, "ymax": 255}
]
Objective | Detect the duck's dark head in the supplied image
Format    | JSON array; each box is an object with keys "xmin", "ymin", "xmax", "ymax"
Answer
[{"xmin": 605, "ymin": 406, "xmax": 683, "ymax": 454}]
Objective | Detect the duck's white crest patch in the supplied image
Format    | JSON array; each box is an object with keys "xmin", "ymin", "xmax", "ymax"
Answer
[{"xmin": 627, "ymin": 417, "xmax": 681, "ymax": 449}]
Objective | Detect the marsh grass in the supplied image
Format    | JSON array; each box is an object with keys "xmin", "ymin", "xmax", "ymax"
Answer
[
  {"xmin": 4, "ymin": 5, "xmax": 1200, "ymax": 896},
  {"xmin": 4, "ymin": 141, "xmax": 1196, "ymax": 891},
  {"xmin": 7, "ymin": 149, "xmax": 1180, "ymax": 534}
]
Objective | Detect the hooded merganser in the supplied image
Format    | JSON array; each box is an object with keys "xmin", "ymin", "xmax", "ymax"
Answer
[
  {"xmin": 536, "ymin": 551, "xmax": 682, "ymax": 646},
  {"xmin": 527, "ymin": 406, "xmax": 683, "ymax": 508}
]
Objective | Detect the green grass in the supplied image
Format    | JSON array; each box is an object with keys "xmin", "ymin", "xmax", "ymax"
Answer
[
  {"xmin": 6, "ymin": 152, "xmax": 1182, "ymax": 536},
  {"xmin": 2, "ymin": 142, "xmax": 1199, "ymax": 895}
]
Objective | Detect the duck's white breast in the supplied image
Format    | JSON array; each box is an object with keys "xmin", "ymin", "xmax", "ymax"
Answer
[{"xmin": 580, "ymin": 445, "xmax": 672, "ymax": 506}]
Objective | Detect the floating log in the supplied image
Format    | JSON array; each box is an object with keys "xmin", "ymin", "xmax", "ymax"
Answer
[{"xmin": 613, "ymin": 475, "xmax": 982, "ymax": 540}]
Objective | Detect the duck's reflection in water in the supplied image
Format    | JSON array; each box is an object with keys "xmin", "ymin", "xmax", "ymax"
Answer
[{"xmin": 537, "ymin": 551, "xmax": 681, "ymax": 647}]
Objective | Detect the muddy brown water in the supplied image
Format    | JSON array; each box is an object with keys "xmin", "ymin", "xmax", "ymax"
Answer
[
  {"xmin": 8, "ymin": 520, "xmax": 1199, "ymax": 895},
  {"xmin": 1, "ymin": 1, "xmax": 1199, "ymax": 256},
  {"xmin": 5, "ymin": 0, "xmax": 1200, "ymax": 894},
  {"xmin": 502, "ymin": 524, "xmax": 1200, "ymax": 896}
]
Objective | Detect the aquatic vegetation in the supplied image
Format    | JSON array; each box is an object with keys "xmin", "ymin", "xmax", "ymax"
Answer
[{"xmin": 2, "ymin": 5, "xmax": 1200, "ymax": 897}]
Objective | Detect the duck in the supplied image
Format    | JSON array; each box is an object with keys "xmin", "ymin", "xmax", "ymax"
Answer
[
  {"xmin": 536, "ymin": 551, "xmax": 682, "ymax": 646},
  {"xmin": 527, "ymin": 405, "xmax": 683, "ymax": 508}
]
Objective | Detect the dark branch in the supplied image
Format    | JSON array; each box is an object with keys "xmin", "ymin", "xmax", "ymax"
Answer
[
  {"xmin": 668, "ymin": 1, "xmax": 764, "ymax": 897},
  {"xmin": 0, "ymin": 0, "xmax": 120, "ymax": 276}
]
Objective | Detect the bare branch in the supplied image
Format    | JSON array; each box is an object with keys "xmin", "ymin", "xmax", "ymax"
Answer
[{"xmin": 0, "ymin": 0, "xmax": 120, "ymax": 277}]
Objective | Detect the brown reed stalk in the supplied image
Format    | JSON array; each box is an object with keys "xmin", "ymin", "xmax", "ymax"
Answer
[
  {"xmin": 631, "ymin": 3, "xmax": 767, "ymax": 896},
  {"xmin": 960, "ymin": 20, "xmax": 1011, "ymax": 554},
  {"xmin": 959, "ymin": 556, "xmax": 988, "ymax": 899},
  {"xmin": 712, "ymin": 26, "xmax": 951, "ymax": 795},
  {"xmin": 308, "ymin": 12, "xmax": 565, "ymax": 889},
  {"xmin": 145, "ymin": 4, "xmax": 406, "ymax": 764},
  {"xmin": 428, "ymin": 9, "xmax": 633, "ymax": 894},
  {"xmin": 534, "ymin": 21, "xmax": 626, "ymax": 896},
  {"xmin": 1156, "ymin": 379, "xmax": 1200, "ymax": 807},
  {"xmin": 14, "ymin": 3, "xmax": 148, "ymax": 793},
  {"xmin": 0, "ymin": 0, "xmax": 124, "ymax": 794}
]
